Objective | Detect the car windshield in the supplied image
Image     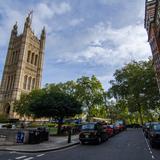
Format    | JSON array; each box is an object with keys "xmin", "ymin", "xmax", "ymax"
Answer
[
  {"xmin": 153, "ymin": 124, "xmax": 160, "ymax": 131},
  {"xmin": 144, "ymin": 123, "xmax": 150, "ymax": 128},
  {"xmin": 81, "ymin": 123, "xmax": 95, "ymax": 130}
]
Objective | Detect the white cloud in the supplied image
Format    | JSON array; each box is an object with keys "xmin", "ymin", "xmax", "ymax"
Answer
[
  {"xmin": 33, "ymin": 2, "xmax": 71, "ymax": 34},
  {"xmin": 53, "ymin": 2, "xmax": 71, "ymax": 15},
  {"xmin": 97, "ymin": 74, "xmax": 113, "ymax": 83},
  {"xmin": 36, "ymin": 2, "xmax": 71, "ymax": 19},
  {"xmin": 0, "ymin": 1, "xmax": 71, "ymax": 46},
  {"xmin": 69, "ymin": 18, "xmax": 84, "ymax": 26},
  {"xmin": 100, "ymin": 0, "xmax": 120, "ymax": 5},
  {"xmin": 36, "ymin": 3, "xmax": 53, "ymax": 19},
  {"xmin": 57, "ymin": 22, "xmax": 151, "ymax": 67},
  {"xmin": 0, "ymin": 0, "xmax": 151, "ymax": 90}
]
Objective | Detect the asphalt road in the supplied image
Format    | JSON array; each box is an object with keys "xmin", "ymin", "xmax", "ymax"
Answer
[{"xmin": 1, "ymin": 128, "xmax": 160, "ymax": 160}]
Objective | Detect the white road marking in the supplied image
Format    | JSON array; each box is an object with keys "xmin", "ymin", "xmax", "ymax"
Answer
[
  {"xmin": 10, "ymin": 151, "xmax": 17, "ymax": 154},
  {"xmin": 23, "ymin": 157, "xmax": 34, "ymax": 160},
  {"xmin": 15, "ymin": 156, "xmax": 27, "ymax": 159},
  {"xmin": 142, "ymin": 131, "xmax": 156, "ymax": 160},
  {"xmin": 36, "ymin": 154, "xmax": 45, "ymax": 157}
]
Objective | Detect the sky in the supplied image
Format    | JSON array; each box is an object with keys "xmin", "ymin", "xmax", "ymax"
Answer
[{"xmin": 0, "ymin": 0, "xmax": 151, "ymax": 90}]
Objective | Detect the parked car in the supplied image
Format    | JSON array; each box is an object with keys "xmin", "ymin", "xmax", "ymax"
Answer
[
  {"xmin": 0, "ymin": 123, "xmax": 6, "ymax": 129},
  {"xmin": 0, "ymin": 123, "xmax": 12, "ymax": 129},
  {"xmin": 120, "ymin": 124, "xmax": 126, "ymax": 131},
  {"xmin": 103, "ymin": 125, "xmax": 114, "ymax": 137},
  {"xmin": 109, "ymin": 124, "xmax": 119, "ymax": 135},
  {"xmin": 143, "ymin": 122, "xmax": 151, "ymax": 138},
  {"xmin": 115, "ymin": 120, "xmax": 126, "ymax": 131},
  {"xmin": 148, "ymin": 122, "xmax": 160, "ymax": 148},
  {"xmin": 114, "ymin": 124, "xmax": 121, "ymax": 134},
  {"xmin": 79, "ymin": 122, "xmax": 108, "ymax": 144}
]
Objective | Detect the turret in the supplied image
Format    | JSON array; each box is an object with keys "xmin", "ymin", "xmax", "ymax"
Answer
[
  {"xmin": 23, "ymin": 11, "xmax": 33, "ymax": 33},
  {"xmin": 11, "ymin": 22, "xmax": 18, "ymax": 37},
  {"xmin": 41, "ymin": 27, "xmax": 46, "ymax": 40},
  {"xmin": 40, "ymin": 27, "xmax": 46, "ymax": 49}
]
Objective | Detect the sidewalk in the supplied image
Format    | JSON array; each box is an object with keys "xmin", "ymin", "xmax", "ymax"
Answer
[{"xmin": 0, "ymin": 135, "xmax": 79, "ymax": 153}]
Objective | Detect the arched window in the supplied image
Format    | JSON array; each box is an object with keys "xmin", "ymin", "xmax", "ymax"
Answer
[
  {"xmin": 7, "ymin": 75, "xmax": 13, "ymax": 90},
  {"xmin": 34, "ymin": 55, "xmax": 38, "ymax": 66},
  {"xmin": 12, "ymin": 75, "xmax": 16, "ymax": 89},
  {"xmin": 6, "ymin": 76, "xmax": 11, "ymax": 91},
  {"xmin": 9, "ymin": 54, "xmax": 12, "ymax": 64},
  {"xmin": 27, "ymin": 51, "xmax": 31, "ymax": 62},
  {"xmin": 12, "ymin": 52, "xmax": 15, "ymax": 64},
  {"xmin": 31, "ymin": 52, "xmax": 34, "ymax": 64},
  {"xmin": 32, "ymin": 78, "xmax": 35, "ymax": 89},
  {"xmin": 9, "ymin": 76, "xmax": 12, "ymax": 90},
  {"xmin": 5, "ymin": 103, "xmax": 10, "ymax": 115},
  {"xmin": 28, "ymin": 76, "xmax": 32, "ymax": 90},
  {"xmin": 14, "ymin": 51, "xmax": 17, "ymax": 64},
  {"xmin": 23, "ymin": 75, "xmax": 28, "ymax": 89},
  {"xmin": 15, "ymin": 51, "xmax": 19, "ymax": 64},
  {"xmin": 10, "ymin": 75, "xmax": 14, "ymax": 90}
]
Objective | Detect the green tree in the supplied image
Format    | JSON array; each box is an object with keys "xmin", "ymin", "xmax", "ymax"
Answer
[
  {"xmin": 90, "ymin": 105, "xmax": 107, "ymax": 118},
  {"xmin": 14, "ymin": 93, "xmax": 32, "ymax": 118},
  {"xmin": 75, "ymin": 75, "xmax": 104, "ymax": 120},
  {"xmin": 44, "ymin": 85, "xmax": 82, "ymax": 134},
  {"xmin": 46, "ymin": 80, "xmax": 77, "ymax": 96},
  {"xmin": 109, "ymin": 59, "xmax": 160, "ymax": 125},
  {"xmin": 14, "ymin": 86, "xmax": 82, "ymax": 135}
]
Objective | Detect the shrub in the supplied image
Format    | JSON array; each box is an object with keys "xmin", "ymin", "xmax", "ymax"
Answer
[{"xmin": 0, "ymin": 114, "xmax": 9, "ymax": 123}]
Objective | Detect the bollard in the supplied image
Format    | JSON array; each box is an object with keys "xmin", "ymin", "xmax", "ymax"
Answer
[{"xmin": 68, "ymin": 129, "xmax": 71, "ymax": 143}]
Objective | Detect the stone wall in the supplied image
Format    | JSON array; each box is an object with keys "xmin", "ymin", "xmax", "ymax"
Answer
[{"xmin": 0, "ymin": 129, "xmax": 29, "ymax": 145}]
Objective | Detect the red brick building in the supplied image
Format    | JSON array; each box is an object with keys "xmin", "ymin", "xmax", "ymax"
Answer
[{"xmin": 145, "ymin": 0, "xmax": 160, "ymax": 90}]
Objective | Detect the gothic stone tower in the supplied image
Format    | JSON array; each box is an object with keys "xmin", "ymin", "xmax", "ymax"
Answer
[{"xmin": 0, "ymin": 13, "xmax": 46, "ymax": 117}]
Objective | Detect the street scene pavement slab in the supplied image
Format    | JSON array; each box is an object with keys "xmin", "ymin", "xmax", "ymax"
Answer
[{"xmin": 0, "ymin": 135, "xmax": 79, "ymax": 153}]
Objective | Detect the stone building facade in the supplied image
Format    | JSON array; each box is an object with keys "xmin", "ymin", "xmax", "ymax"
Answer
[
  {"xmin": 145, "ymin": 0, "xmax": 160, "ymax": 91},
  {"xmin": 0, "ymin": 13, "xmax": 46, "ymax": 117}
]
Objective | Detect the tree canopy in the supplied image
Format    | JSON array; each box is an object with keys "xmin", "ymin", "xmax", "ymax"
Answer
[
  {"xmin": 75, "ymin": 75, "xmax": 105, "ymax": 119},
  {"xmin": 14, "ymin": 85, "xmax": 82, "ymax": 134},
  {"xmin": 14, "ymin": 63, "xmax": 160, "ymax": 127},
  {"xmin": 108, "ymin": 59, "xmax": 160, "ymax": 124}
]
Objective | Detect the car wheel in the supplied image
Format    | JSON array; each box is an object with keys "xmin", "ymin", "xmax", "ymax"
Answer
[
  {"xmin": 106, "ymin": 135, "xmax": 109, "ymax": 141},
  {"xmin": 80, "ymin": 141, "xmax": 85, "ymax": 145},
  {"xmin": 150, "ymin": 141, "xmax": 156, "ymax": 148},
  {"xmin": 145, "ymin": 133, "xmax": 148, "ymax": 138}
]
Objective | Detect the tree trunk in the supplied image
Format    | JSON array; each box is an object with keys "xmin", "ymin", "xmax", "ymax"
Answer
[
  {"xmin": 57, "ymin": 117, "xmax": 63, "ymax": 135},
  {"xmin": 87, "ymin": 105, "xmax": 92, "ymax": 122},
  {"xmin": 138, "ymin": 105, "xmax": 143, "ymax": 125},
  {"xmin": 129, "ymin": 118, "xmax": 132, "ymax": 124},
  {"xmin": 149, "ymin": 112, "xmax": 154, "ymax": 122}
]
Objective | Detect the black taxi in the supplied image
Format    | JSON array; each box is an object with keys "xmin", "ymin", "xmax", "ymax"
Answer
[{"xmin": 79, "ymin": 122, "xmax": 108, "ymax": 144}]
